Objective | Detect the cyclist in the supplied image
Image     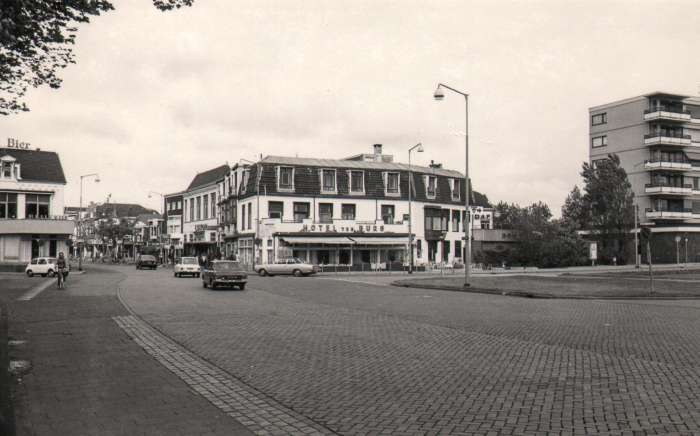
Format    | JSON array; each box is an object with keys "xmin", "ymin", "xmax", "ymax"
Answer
[{"xmin": 56, "ymin": 252, "xmax": 67, "ymax": 289}]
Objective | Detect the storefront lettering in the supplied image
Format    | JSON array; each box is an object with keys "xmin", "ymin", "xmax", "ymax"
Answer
[
  {"xmin": 301, "ymin": 224, "xmax": 385, "ymax": 233},
  {"xmin": 7, "ymin": 138, "xmax": 31, "ymax": 150}
]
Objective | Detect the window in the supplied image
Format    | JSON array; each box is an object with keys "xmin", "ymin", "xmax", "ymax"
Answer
[
  {"xmin": 0, "ymin": 193, "xmax": 18, "ymax": 219},
  {"xmin": 350, "ymin": 171, "xmax": 364, "ymax": 194},
  {"xmin": 452, "ymin": 210, "xmax": 461, "ymax": 232},
  {"xmin": 268, "ymin": 201, "xmax": 284, "ymax": 219},
  {"xmin": 211, "ymin": 193, "xmax": 216, "ymax": 218},
  {"xmin": 210, "ymin": 232, "xmax": 216, "ymax": 242},
  {"xmin": 444, "ymin": 241, "xmax": 451, "ymax": 261},
  {"xmin": 385, "ymin": 172, "xmax": 400, "ymax": 195},
  {"xmin": 381, "ymin": 205, "xmax": 395, "ymax": 224},
  {"xmin": 694, "ymin": 178, "xmax": 700, "ymax": 190},
  {"xmin": 319, "ymin": 203, "xmax": 333, "ymax": 223},
  {"xmin": 203, "ymin": 195, "xmax": 209, "ymax": 220},
  {"xmin": 189, "ymin": 199, "xmax": 193, "ymax": 222},
  {"xmin": 321, "ymin": 169, "xmax": 337, "ymax": 193},
  {"xmin": 196, "ymin": 197, "xmax": 201, "ymax": 221},
  {"xmin": 278, "ymin": 166, "xmax": 294, "ymax": 190},
  {"xmin": 455, "ymin": 240, "xmax": 462, "ymax": 259},
  {"xmin": 341, "ymin": 204, "xmax": 356, "ymax": 220},
  {"xmin": 591, "ymin": 135, "xmax": 607, "ymax": 148},
  {"xmin": 426, "ymin": 176, "xmax": 437, "ymax": 198},
  {"xmin": 591, "ymin": 113, "xmax": 607, "ymax": 126},
  {"xmin": 451, "ymin": 179, "xmax": 461, "ymax": 201},
  {"xmin": 425, "ymin": 208, "xmax": 447, "ymax": 231},
  {"xmin": 25, "ymin": 194, "xmax": 50, "ymax": 218},
  {"xmin": 416, "ymin": 239, "xmax": 422, "ymax": 258},
  {"xmin": 240, "ymin": 204, "xmax": 246, "ymax": 230},
  {"xmin": 1, "ymin": 162, "xmax": 11, "ymax": 178},
  {"xmin": 293, "ymin": 202, "xmax": 310, "ymax": 222}
]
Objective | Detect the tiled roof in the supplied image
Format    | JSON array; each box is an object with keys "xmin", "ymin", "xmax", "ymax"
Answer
[
  {"xmin": 0, "ymin": 148, "xmax": 66, "ymax": 183},
  {"xmin": 262, "ymin": 155, "xmax": 464, "ymax": 178},
  {"xmin": 187, "ymin": 164, "xmax": 230, "ymax": 190}
]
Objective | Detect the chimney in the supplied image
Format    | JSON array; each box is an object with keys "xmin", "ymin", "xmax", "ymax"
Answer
[
  {"xmin": 373, "ymin": 144, "xmax": 382, "ymax": 155},
  {"xmin": 429, "ymin": 160, "xmax": 443, "ymax": 169}
]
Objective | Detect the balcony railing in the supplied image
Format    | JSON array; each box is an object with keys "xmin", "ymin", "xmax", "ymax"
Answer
[
  {"xmin": 644, "ymin": 159, "xmax": 691, "ymax": 171},
  {"xmin": 644, "ymin": 133, "xmax": 692, "ymax": 146},
  {"xmin": 645, "ymin": 208, "xmax": 693, "ymax": 220},
  {"xmin": 644, "ymin": 107, "xmax": 691, "ymax": 122},
  {"xmin": 644, "ymin": 107, "xmax": 690, "ymax": 115},
  {"xmin": 644, "ymin": 183, "xmax": 693, "ymax": 195}
]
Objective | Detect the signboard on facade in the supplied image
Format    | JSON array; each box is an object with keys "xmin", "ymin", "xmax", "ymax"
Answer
[
  {"xmin": 301, "ymin": 223, "xmax": 387, "ymax": 234},
  {"xmin": 7, "ymin": 138, "xmax": 31, "ymax": 150},
  {"xmin": 589, "ymin": 242, "xmax": 597, "ymax": 260}
]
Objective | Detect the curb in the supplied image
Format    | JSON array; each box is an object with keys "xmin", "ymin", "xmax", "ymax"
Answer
[{"xmin": 390, "ymin": 280, "xmax": 700, "ymax": 300}]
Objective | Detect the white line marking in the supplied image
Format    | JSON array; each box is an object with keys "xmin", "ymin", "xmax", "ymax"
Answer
[
  {"xmin": 17, "ymin": 279, "xmax": 54, "ymax": 301},
  {"xmin": 316, "ymin": 277, "xmax": 392, "ymax": 287}
]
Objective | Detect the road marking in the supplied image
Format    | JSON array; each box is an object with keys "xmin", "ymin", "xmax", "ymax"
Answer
[
  {"xmin": 17, "ymin": 279, "xmax": 54, "ymax": 301},
  {"xmin": 114, "ymin": 315, "xmax": 334, "ymax": 436},
  {"xmin": 316, "ymin": 277, "xmax": 393, "ymax": 287}
]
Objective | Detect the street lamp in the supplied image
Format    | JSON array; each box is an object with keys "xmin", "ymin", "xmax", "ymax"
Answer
[
  {"xmin": 78, "ymin": 173, "xmax": 100, "ymax": 271},
  {"xmin": 407, "ymin": 143, "xmax": 424, "ymax": 274},
  {"xmin": 434, "ymin": 83, "xmax": 471, "ymax": 287}
]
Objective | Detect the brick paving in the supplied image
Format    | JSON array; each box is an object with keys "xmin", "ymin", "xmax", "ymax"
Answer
[
  {"xmin": 4, "ymin": 266, "xmax": 251, "ymax": 436},
  {"xmin": 119, "ymin": 271, "xmax": 700, "ymax": 435},
  {"xmin": 114, "ymin": 314, "xmax": 333, "ymax": 436}
]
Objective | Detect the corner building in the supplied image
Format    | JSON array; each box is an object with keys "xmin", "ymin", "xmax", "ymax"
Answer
[
  {"xmin": 590, "ymin": 91, "xmax": 700, "ymax": 262},
  {"xmin": 224, "ymin": 145, "xmax": 487, "ymax": 269}
]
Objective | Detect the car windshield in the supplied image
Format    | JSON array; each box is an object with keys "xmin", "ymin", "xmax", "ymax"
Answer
[
  {"xmin": 212, "ymin": 261, "xmax": 241, "ymax": 271},
  {"xmin": 141, "ymin": 256, "xmax": 156, "ymax": 261},
  {"xmin": 180, "ymin": 257, "xmax": 197, "ymax": 265}
]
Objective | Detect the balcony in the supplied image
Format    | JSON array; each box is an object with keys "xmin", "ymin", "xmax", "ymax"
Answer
[
  {"xmin": 645, "ymin": 208, "xmax": 692, "ymax": 220},
  {"xmin": 644, "ymin": 183, "xmax": 693, "ymax": 195},
  {"xmin": 644, "ymin": 133, "xmax": 692, "ymax": 146},
  {"xmin": 0, "ymin": 217, "xmax": 75, "ymax": 235},
  {"xmin": 644, "ymin": 107, "xmax": 691, "ymax": 122},
  {"xmin": 644, "ymin": 160, "xmax": 691, "ymax": 171}
]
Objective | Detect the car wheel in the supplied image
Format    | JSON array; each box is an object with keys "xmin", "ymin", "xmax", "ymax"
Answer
[
  {"xmin": 258, "ymin": 269, "xmax": 268, "ymax": 277},
  {"xmin": 26, "ymin": 270, "xmax": 33, "ymax": 277},
  {"xmin": 47, "ymin": 269, "xmax": 55, "ymax": 277},
  {"xmin": 293, "ymin": 269, "xmax": 302, "ymax": 277},
  {"xmin": 173, "ymin": 272, "xmax": 177, "ymax": 277},
  {"xmin": 239, "ymin": 283, "xmax": 246, "ymax": 290},
  {"xmin": 209, "ymin": 279, "xmax": 215, "ymax": 289}
]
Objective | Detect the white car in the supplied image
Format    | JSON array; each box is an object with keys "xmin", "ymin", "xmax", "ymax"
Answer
[
  {"xmin": 25, "ymin": 257, "xmax": 62, "ymax": 277},
  {"xmin": 174, "ymin": 256, "xmax": 201, "ymax": 277}
]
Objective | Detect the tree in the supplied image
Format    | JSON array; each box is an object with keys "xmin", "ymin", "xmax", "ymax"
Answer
[
  {"xmin": 561, "ymin": 185, "xmax": 587, "ymax": 230},
  {"xmin": 580, "ymin": 154, "xmax": 635, "ymax": 263},
  {"xmin": 0, "ymin": 0, "xmax": 194, "ymax": 115}
]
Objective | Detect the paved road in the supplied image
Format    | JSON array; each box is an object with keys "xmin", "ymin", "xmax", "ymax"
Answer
[{"xmin": 114, "ymin": 265, "xmax": 700, "ymax": 435}]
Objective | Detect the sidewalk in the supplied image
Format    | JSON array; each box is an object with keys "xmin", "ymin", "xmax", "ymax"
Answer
[{"xmin": 4, "ymin": 266, "xmax": 252, "ymax": 436}]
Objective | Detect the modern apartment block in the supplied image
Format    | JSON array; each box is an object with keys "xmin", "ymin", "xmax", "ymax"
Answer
[{"xmin": 589, "ymin": 91, "xmax": 700, "ymax": 262}]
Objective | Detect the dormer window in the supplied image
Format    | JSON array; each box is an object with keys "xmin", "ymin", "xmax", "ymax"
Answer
[
  {"xmin": 277, "ymin": 166, "xmax": 294, "ymax": 191},
  {"xmin": 349, "ymin": 170, "xmax": 364, "ymax": 194},
  {"xmin": 425, "ymin": 176, "xmax": 437, "ymax": 199},
  {"xmin": 384, "ymin": 172, "xmax": 400, "ymax": 196},
  {"xmin": 2, "ymin": 162, "xmax": 12, "ymax": 178},
  {"xmin": 450, "ymin": 179, "xmax": 461, "ymax": 201},
  {"xmin": 320, "ymin": 169, "xmax": 337, "ymax": 194}
]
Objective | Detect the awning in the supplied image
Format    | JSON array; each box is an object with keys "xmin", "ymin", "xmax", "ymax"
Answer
[
  {"xmin": 349, "ymin": 237, "xmax": 408, "ymax": 246},
  {"xmin": 281, "ymin": 236, "xmax": 354, "ymax": 245}
]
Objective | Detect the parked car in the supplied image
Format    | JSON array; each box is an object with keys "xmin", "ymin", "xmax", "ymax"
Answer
[
  {"xmin": 136, "ymin": 255, "xmax": 157, "ymax": 270},
  {"xmin": 174, "ymin": 257, "xmax": 200, "ymax": 277},
  {"xmin": 201, "ymin": 260, "xmax": 247, "ymax": 290},
  {"xmin": 254, "ymin": 258, "xmax": 320, "ymax": 277},
  {"xmin": 25, "ymin": 257, "xmax": 63, "ymax": 277}
]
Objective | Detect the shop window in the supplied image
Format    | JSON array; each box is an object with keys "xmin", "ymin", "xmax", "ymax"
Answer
[
  {"xmin": 25, "ymin": 194, "xmax": 50, "ymax": 218},
  {"xmin": 269, "ymin": 201, "xmax": 284, "ymax": 219},
  {"xmin": 321, "ymin": 169, "xmax": 337, "ymax": 193},
  {"xmin": 319, "ymin": 203, "xmax": 333, "ymax": 223},
  {"xmin": 0, "ymin": 192, "xmax": 18, "ymax": 219},
  {"xmin": 341, "ymin": 204, "xmax": 356, "ymax": 220},
  {"xmin": 381, "ymin": 205, "xmax": 395, "ymax": 224},
  {"xmin": 350, "ymin": 171, "xmax": 364, "ymax": 194},
  {"xmin": 293, "ymin": 202, "xmax": 310, "ymax": 222}
]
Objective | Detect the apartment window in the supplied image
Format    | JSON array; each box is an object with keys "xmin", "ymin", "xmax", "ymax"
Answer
[
  {"xmin": 341, "ymin": 204, "xmax": 356, "ymax": 220},
  {"xmin": 591, "ymin": 135, "xmax": 607, "ymax": 148},
  {"xmin": 268, "ymin": 201, "xmax": 284, "ymax": 219},
  {"xmin": 25, "ymin": 194, "xmax": 50, "ymax": 218},
  {"xmin": 189, "ymin": 199, "xmax": 194, "ymax": 222},
  {"xmin": 293, "ymin": 202, "xmax": 310, "ymax": 222},
  {"xmin": 426, "ymin": 176, "xmax": 437, "ymax": 198},
  {"xmin": 319, "ymin": 203, "xmax": 333, "ymax": 223},
  {"xmin": 381, "ymin": 205, "xmax": 395, "ymax": 224},
  {"xmin": 693, "ymin": 178, "xmax": 700, "ymax": 190},
  {"xmin": 451, "ymin": 179, "xmax": 461, "ymax": 201},
  {"xmin": 196, "ymin": 197, "xmax": 201, "ymax": 221},
  {"xmin": 452, "ymin": 210, "xmax": 461, "ymax": 232},
  {"xmin": 203, "ymin": 195, "xmax": 209, "ymax": 220},
  {"xmin": 350, "ymin": 171, "xmax": 364, "ymax": 194},
  {"xmin": 321, "ymin": 169, "xmax": 337, "ymax": 193},
  {"xmin": 385, "ymin": 172, "xmax": 400, "ymax": 195},
  {"xmin": 240, "ymin": 204, "xmax": 246, "ymax": 230},
  {"xmin": 211, "ymin": 193, "xmax": 216, "ymax": 218},
  {"xmin": 591, "ymin": 113, "xmax": 607, "ymax": 126},
  {"xmin": 248, "ymin": 204, "xmax": 253, "ymax": 230},
  {"xmin": 278, "ymin": 166, "xmax": 294, "ymax": 191},
  {"xmin": 0, "ymin": 193, "xmax": 18, "ymax": 219}
]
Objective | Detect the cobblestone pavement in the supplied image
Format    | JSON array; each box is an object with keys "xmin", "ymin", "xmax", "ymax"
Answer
[
  {"xmin": 117, "ymin": 267, "xmax": 700, "ymax": 435},
  {"xmin": 114, "ymin": 314, "xmax": 333, "ymax": 436},
  {"xmin": 4, "ymin": 266, "xmax": 252, "ymax": 436}
]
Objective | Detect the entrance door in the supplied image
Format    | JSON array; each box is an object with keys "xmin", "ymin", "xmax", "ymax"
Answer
[
  {"xmin": 49, "ymin": 240, "xmax": 57, "ymax": 257},
  {"xmin": 31, "ymin": 239, "xmax": 40, "ymax": 259},
  {"xmin": 428, "ymin": 241, "xmax": 438, "ymax": 262}
]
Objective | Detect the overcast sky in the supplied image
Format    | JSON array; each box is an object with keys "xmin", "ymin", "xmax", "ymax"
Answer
[{"xmin": 2, "ymin": 0, "xmax": 699, "ymax": 214}]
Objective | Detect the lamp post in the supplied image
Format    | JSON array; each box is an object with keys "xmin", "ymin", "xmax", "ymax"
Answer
[
  {"xmin": 148, "ymin": 191, "xmax": 165, "ymax": 263},
  {"xmin": 434, "ymin": 83, "xmax": 471, "ymax": 287},
  {"xmin": 407, "ymin": 143, "xmax": 424, "ymax": 274},
  {"xmin": 78, "ymin": 173, "xmax": 100, "ymax": 271},
  {"xmin": 634, "ymin": 203, "xmax": 640, "ymax": 268}
]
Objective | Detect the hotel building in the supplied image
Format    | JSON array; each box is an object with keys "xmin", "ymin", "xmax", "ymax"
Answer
[
  {"xmin": 219, "ymin": 145, "xmax": 490, "ymax": 269},
  {"xmin": 0, "ymin": 146, "xmax": 73, "ymax": 264},
  {"xmin": 589, "ymin": 91, "xmax": 700, "ymax": 262}
]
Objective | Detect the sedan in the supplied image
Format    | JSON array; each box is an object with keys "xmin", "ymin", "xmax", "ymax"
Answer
[
  {"xmin": 201, "ymin": 260, "xmax": 247, "ymax": 290},
  {"xmin": 136, "ymin": 255, "xmax": 157, "ymax": 270},
  {"xmin": 254, "ymin": 257, "xmax": 320, "ymax": 277},
  {"xmin": 174, "ymin": 257, "xmax": 200, "ymax": 277}
]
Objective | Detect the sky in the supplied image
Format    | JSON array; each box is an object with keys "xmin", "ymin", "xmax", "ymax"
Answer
[{"xmin": 2, "ymin": 0, "xmax": 700, "ymax": 215}]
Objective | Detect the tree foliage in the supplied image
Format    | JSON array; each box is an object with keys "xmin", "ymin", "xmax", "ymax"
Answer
[
  {"xmin": 561, "ymin": 185, "xmax": 587, "ymax": 230},
  {"xmin": 0, "ymin": 0, "xmax": 194, "ymax": 115}
]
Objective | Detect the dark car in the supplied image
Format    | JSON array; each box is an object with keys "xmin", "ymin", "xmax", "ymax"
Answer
[
  {"xmin": 136, "ymin": 255, "xmax": 157, "ymax": 270},
  {"xmin": 201, "ymin": 260, "xmax": 247, "ymax": 290}
]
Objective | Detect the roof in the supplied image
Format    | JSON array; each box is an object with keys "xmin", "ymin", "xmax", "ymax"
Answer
[
  {"xmin": 261, "ymin": 155, "xmax": 464, "ymax": 178},
  {"xmin": 589, "ymin": 90, "xmax": 696, "ymax": 112},
  {"xmin": 95, "ymin": 203, "xmax": 157, "ymax": 218},
  {"xmin": 187, "ymin": 164, "xmax": 230, "ymax": 190},
  {"xmin": 0, "ymin": 147, "xmax": 66, "ymax": 183},
  {"xmin": 135, "ymin": 213, "xmax": 162, "ymax": 223}
]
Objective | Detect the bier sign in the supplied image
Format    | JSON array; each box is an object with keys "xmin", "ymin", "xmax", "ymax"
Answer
[{"xmin": 7, "ymin": 138, "xmax": 31, "ymax": 150}]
